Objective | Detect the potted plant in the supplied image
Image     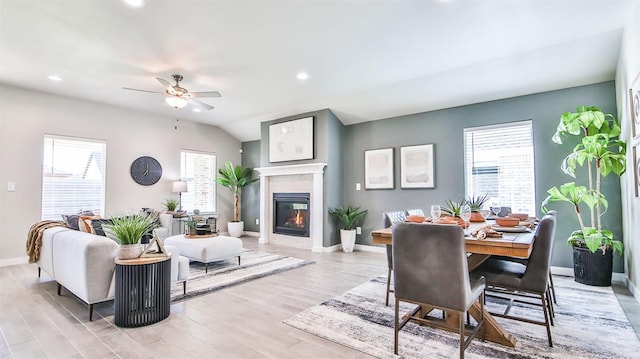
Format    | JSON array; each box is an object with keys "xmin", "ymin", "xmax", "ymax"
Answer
[
  {"xmin": 541, "ymin": 106, "xmax": 626, "ymax": 286},
  {"xmin": 216, "ymin": 161, "xmax": 259, "ymax": 237},
  {"xmin": 103, "ymin": 213, "xmax": 156, "ymax": 259},
  {"xmin": 328, "ymin": 206, "xmax": 367, "ymax": 252},
  {"xmin": 441, "ymin": 199, "xmax": 469, "ymax": 228},
  {"xmin": 184, "ymin": 217, "xmax": 198, "ymax": 236},
  {"xmin": 163, "ymin": 198, "xmax": 180, "ymax": 213},
  {"xmin": 466, "ymin": 194, "xmax": 489, "ymax": 222}
]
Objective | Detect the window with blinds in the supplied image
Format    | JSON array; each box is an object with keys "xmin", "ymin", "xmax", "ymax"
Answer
[
  {"xmin": 463, "ymin": 120, "xmax": 536, "ymax": 214},
  {"xmin": 42, "ymin": 135, "xmax": 106, "ymax": 220},
  {"xmin": 180, "ymin": 150, "xmax": 217, "ymax": 213}
]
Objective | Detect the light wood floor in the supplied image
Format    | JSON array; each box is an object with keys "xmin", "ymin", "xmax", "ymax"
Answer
[
  {"xmin": 0, "ymin": 238, "xmax": 386, "ymax": 359},
  {"xmin": 2, "ymin": 237, "xmax": 639, "ymax": 359}
]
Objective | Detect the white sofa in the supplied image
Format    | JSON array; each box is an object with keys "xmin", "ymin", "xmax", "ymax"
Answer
[{"xmin": 37, "ymin": 214, "xmax": 189, "ymax": 321}]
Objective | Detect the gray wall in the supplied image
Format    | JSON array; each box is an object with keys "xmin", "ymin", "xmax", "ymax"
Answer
[
  {"xmin": 241, "ymin": 140, "xmax": 261, "ymax": 232},
  {"xmin": 343, "ymin": 81, "xmax": 622, "ymax": 272}
]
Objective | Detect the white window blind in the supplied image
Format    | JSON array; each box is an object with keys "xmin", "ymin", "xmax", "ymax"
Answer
[
  {"xmin": 42, "ymin": 135, "xmax": 106, "ymax": 220},
  {"xmin": 180, "ymin": 150, "xmax": 217, "ymax": 213},
  {"xmin": 463, "ymin": 120, "xmax": 536, "ymax": 214}
]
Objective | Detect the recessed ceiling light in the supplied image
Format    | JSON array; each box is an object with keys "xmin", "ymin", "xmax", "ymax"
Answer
[
  {"xmin": 123, "ymin": 0, "xmax": 145, "ymax": 8},
  {"xmin": 296, "ymin": 72, "xmax": 309, "ymax": 80},
  {"xmin": 192, "ymin": 108, "xmax": 202, "ymax": 113},
  {"xmin": 47, "ymin": 75, "xmax": 62, "ymax": 82}
]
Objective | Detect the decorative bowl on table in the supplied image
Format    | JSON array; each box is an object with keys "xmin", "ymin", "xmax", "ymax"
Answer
[
  {"xmin": 510, "ymin": 213, "xmax": 529, "ymax": 221},
  {"xmin": 495, "ymin": 217, "xmax": 520, "ymax": 227},
  {"xmin": 406, "ymin": 215, "xmax": 426, "ymax": 223}
]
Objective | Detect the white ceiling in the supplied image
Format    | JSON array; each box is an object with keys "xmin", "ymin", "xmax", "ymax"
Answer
[{"xmin": 0, "ymin": 0, "xmax": 630, "ymax": 142}]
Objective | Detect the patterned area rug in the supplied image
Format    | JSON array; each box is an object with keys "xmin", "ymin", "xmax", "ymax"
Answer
[
  {"xmin": 171, "ymin": 250, "xmax": 313, "ymax": 302},
  {"xmin": 284, "ymin": 275, "xmax": 640, "ymax": 358}
]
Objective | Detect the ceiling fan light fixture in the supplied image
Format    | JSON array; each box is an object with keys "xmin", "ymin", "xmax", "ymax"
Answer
[
  {"xmin": 165, "ymin": 96, "xmax": 188, "ymax": 109},
  {"xmin": 123, "ymin": 0, "xmax": 145, "ymax": 8}
]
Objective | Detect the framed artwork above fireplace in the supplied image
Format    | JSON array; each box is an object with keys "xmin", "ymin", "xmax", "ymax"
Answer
[{"xmin": 269, "ymin": 117, "xmax": 314, "ymax": 162}]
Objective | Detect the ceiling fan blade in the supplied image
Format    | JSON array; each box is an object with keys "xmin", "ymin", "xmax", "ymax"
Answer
[
  {"xmin": 156, "ymin": 77, "xmax": 177, "ymax": 95},
  {"xmin": 122, "ymin": 87, "xmax": 162, "ymax": 94},
  {"xmin": 190, "ymin": 91, "xmax": 222, "ymax": 98},
  {"xmin": 189, "ymin": 98, "xmax": 214, "ymax": 111}
]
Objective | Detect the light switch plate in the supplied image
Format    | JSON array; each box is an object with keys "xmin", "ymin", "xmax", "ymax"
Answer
[
  {"xmin": 356, "ymin": 226, "xmax": 362, "ymax": 235},
  {"xmin": 355, "ymin": 182, "xmax": 361, "ymax": 191},
  {"xmin": 7, "ymin": 182, "xmax": 15, "ymax": 192}
]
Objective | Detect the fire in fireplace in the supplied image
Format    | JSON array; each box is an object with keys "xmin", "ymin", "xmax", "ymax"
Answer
[{"xmin": 273, "ymin": 193, "xmax": 310, "ymax": 237}]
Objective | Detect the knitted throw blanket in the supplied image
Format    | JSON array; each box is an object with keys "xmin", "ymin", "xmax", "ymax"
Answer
[{"xmin": 26, "ymin": 220, "xmax": 68, "ymax": 264}]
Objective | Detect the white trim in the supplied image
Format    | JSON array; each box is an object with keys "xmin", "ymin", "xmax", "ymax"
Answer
[
  {"xmin": 255, "ymin": 163, "xmax": 327, "ymax": 251},
  {"xmin": 0, "ymin": 256, "xmax": 29, "ymax": 267},
  {"xmin": 626, "ymin": 276, "xmax": 640, "ymax": 304},
  {"xmin": 355, "ymin": 244, "xmax": 386, "ymax": 253},
  {"xmin": 243, "ymin": 231, "xmax": 260, "ymax": 237}
]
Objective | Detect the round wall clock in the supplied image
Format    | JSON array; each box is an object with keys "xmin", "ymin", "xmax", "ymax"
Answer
[{"xmin": 130, "ymin": 156, "xmax": 162, "ymax": 186}]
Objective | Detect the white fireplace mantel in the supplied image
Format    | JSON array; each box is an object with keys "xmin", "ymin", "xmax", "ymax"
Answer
[{"xmin": 255, "ymin": 163, "xmax": 327, "ymax": 252}]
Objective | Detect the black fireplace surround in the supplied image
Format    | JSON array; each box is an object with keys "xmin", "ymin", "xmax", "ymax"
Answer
[{"xmin": 273, "ymin": 192, "xmax": 310, "ymax": 237}]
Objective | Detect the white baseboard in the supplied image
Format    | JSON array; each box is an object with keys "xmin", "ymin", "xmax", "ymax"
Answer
[
  {"xmin": 355, "ymin": 244, "xmax": 386, "ymax": 253},
  {"xmin": 243, "ymin": 231, "xmax": 260, "ymax": 237},
  {"xmin": 0, "ymin": 256, "xmax": 28, "ymax": 267},
  {"xmin": 551, "ymin": 265, "xmax": 626, "ymax": 284}
]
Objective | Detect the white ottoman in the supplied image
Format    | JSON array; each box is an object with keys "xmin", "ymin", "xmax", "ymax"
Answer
[{"xmin": 164, "ymin": 235, "xmax": 243, "ymax": 273}]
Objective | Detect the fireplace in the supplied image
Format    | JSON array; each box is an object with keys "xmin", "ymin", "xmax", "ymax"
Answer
[{"xmin": 273, "ymin": 193, "xmax": 310, "ymax": 237}]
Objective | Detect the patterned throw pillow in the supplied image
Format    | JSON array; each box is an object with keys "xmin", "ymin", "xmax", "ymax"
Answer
[
  {"xmin": 61, "ymin": 210, "xmax": 95, "ymax": 231},
  {"xmin": 90, "ymin": 218, "xmax": 113, "ymax": 237},
  {"xmin": 61, "ymin": 214, "xmax": 81, "ymax": 231},
  {"xmin": 79, "ymin": 215, "xmax": 101, "ymax": 232}
]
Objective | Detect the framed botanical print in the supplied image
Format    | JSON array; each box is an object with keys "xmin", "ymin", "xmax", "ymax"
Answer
[
  {"xmin": 634, "ymin": 145, "xmax": 640, "ymax": 198},
  {"xmin": 364, "ymin": 148, "xmax": 394, "ymax": 189},
  {"xmin": 400, "ymin": 144, "xmax": 435, "ymax": 189}
]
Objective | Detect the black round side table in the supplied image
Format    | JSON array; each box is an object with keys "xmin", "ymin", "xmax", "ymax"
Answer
[{"xmin": 114, "ymin": 256, "xmax": 171, "ymax": 327}]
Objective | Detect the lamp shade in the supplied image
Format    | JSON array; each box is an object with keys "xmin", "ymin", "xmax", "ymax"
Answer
[
  {"xmin": 172, "ymin": 181, "xmax": 188, "ymax": 193},
  {"xmin": 165, "ymin": 96, "xmax": 188, "ymax": 109}
]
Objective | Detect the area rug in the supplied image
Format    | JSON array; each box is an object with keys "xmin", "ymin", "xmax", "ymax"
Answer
[
  {"xmin": 284, "ymin": 275, "xmax": 640, "ymax": 358},
  {"xmin": 171, "ymin": 250, "xmax": 313, "ymax": 302}
]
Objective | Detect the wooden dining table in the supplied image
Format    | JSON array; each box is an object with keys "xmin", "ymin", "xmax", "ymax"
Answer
[{"xmin": 370, "ymin": 221, "xmax": 536, "ymax": 348}]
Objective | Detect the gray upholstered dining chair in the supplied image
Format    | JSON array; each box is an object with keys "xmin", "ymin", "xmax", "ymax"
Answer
[
  {"xmin": 405, "ymin": 208, "xmax": 425, "ymax": 216},
  {"xmin": 471, "ymin": 214, "xmax": 557, "ymax": 347},
  {"xmin": 491, "ymin": 209, "xmax": 559, "ymax": 312},
  {"xmin": 382, "ymin": 210, "xmax": 407, "ymax": 306},
  {"xmin": 392, "ymin": 222, "xmax": 485, "ymax": 358}
]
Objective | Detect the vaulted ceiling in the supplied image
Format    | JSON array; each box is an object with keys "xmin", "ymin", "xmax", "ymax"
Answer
[{"xmin": 0, "ymin": 0, "xmax": 631, "ymax": 142}]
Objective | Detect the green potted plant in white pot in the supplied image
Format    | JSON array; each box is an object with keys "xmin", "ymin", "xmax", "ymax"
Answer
[
  {"xmin": 103, "ymin": 213, "xmax": 156, "ymax": 259},
  {"xmin": 541, "ymin": 106, "xmax": 626, "ymax": 286},
  {"xmin": 328, "ymin": 206, "xmax": 367, "ymax": 253},
  {"xmin": 216, "ymin": 161, "xmax": 259, "ymax": 238}
]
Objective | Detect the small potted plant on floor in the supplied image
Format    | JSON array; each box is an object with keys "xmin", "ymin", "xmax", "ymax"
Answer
[
  {"xmin": 328, "ymin": 206, "xmax": 367, "ymax": 253},
  {"xmin": 541, "ymin": 106, "xmax": 626, "ymax": 286},
  {"xmin": 466, "ymin": 194, "xmax": 489, "ymax": 222},
  {"xmin": 103, "ymin": 213, "xmax": 156, "ymax": 259},
  {"xmin": 216, "ymin": 161, "xmax": 259, "ymax": 237}
]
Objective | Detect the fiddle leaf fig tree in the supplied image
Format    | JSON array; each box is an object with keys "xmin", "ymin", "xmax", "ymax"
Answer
[
  {"xmin": 216, "ymin": 161, "xmax": 259, "ymax": 222},
  {"xmin": 542, "ymin": 106, "xmax": 625, "ymax": 255}
]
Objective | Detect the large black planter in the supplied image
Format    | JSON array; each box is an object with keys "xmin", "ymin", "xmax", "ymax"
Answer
[{"xmin": 573, "ymin": 246, "xmax": 613, "ymax": 286}]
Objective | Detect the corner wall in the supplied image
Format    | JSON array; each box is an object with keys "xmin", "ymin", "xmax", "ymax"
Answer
[{"xmin": 0, "ymin": 84, "xmax": 241, "ymax": 264}]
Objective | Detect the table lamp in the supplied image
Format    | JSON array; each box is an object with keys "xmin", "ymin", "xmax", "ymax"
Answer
[{"xmin": 172, "ymin": 180, "xmax": 188, "ymax": 211}]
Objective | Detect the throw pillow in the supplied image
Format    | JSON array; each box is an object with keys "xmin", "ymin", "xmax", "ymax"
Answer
[
  {"xmin": 61, "ymin": 214, "xmax": 81, "ymax": 231},
  {"xmin": 79, "ymin": 215, "xmax": 101, "ymax": 232},
  {"xmin": 90, "ymin": 218, "xmax": 113, "ymax": 237}
]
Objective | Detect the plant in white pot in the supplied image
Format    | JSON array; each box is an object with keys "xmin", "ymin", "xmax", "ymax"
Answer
[
  {"xmin": 328, "ymin": 206, "xmax": 368, "ymax": 253},
  {"xmin": 216, "ymin": 161, "xmax": 259, "ymax": 238},
  {"xmin": 103, "ymin": 213, "xmax": 156, "ymax": 259},
  {"xmin": 541, "ymin": 106, "xmax": 626, "ymax": 286}
]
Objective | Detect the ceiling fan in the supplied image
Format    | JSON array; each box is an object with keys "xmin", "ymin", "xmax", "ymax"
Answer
[{"xmin": 123, "ymin": 74, "xmax": 221, "ymax": 111}]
